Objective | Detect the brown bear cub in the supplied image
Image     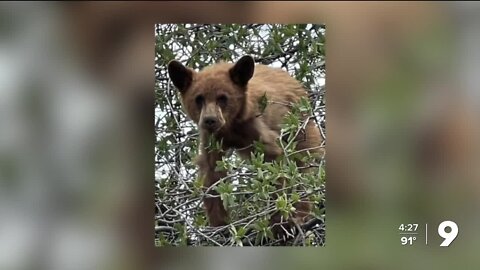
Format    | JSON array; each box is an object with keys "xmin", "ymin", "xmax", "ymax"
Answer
[{"xmin": 168, "ymin": 55, "xmax": 323, "ymax": 237}]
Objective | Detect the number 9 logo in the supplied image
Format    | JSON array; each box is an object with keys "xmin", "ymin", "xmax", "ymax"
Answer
[{"xmin": 438, "ymin": 221, "xmax": 458, "ymax": 247}]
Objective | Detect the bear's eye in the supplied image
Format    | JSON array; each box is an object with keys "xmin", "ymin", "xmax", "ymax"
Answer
[
  {"xmin": 195, "ymin": 95, "xmax": 204, "ymax": 107},
  {"xmin": 217, "ymin": 95, "xmax": 228, "ymax": 106}
]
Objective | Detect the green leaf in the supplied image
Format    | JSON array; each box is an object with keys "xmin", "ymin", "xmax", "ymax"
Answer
[
  {"xmin": 276, "ymin": 196, "xmax": 287, "ymax": 210},
  {"xmin": 291, "ymin": 193, "xmax": 300, "ymax": 203},
  {"xmin": 266, "ymin": 228, "xmax": 275, "ymax": 240},
  {"xmin": 215, "ymin": 160, "xmax": 226, "ymax": 172},
  {"xmin": 221, "ymin": 194, "xmax": 229, "ymax": 210},
  {"xmin": 256, "ymin": 167, "xmax": 264, "ymax": 180},
  {"xmin": 237, "ymin": 227, "xmax": 246, "ymax": 238}
]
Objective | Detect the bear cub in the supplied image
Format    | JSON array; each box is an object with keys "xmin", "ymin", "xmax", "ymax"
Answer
[{"xmin": 167, "ymin": 55, "xmax": 323, "ymax": 236}]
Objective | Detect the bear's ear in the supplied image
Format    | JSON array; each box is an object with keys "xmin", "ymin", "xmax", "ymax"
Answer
[
  {"xmin": 168, "ymin": 60, "xmax": 193, "ymax": 93},
  {"xmin": 229, "ymin": 55, "xmax": 254, "ymax": 87}
]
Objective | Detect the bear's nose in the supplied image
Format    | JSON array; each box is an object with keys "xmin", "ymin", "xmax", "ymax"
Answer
[{"xmin": 203, "ymin": 117, "xmax": 218, "ymax": 128}]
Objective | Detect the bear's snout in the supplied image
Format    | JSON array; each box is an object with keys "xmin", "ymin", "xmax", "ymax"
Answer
[{"xmin": 201, "ymin": 116, "xmax": 220, "ymax": 131}]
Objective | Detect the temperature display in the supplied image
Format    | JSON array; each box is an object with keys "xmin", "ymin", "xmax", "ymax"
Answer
[{"xmin": 401, "ymin": 236, "xmax": 416, "ymax": 246}]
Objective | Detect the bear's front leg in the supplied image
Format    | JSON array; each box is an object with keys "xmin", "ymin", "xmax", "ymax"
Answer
[{"xmin": 196, "ymin": 141, "xmax": 228, "ymax": 227}]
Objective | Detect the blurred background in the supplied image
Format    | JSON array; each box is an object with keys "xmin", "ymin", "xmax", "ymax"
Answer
[{"xmin": 0, "ymin": 1, "xmax": 479, "ymax": 269}]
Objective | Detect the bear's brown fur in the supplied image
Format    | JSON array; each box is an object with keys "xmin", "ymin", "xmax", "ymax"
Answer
[{"xmin": 168, "ymin": 56, "xmax": 323, "ymax": 236}]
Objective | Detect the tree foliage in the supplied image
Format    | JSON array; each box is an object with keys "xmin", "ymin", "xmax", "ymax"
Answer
[{"xmin": 155, "ymin": 24, "xmax": 326, "ymax": 246}]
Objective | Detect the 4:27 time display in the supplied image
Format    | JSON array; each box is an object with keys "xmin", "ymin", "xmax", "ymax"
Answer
[{"xmin": 398, "ymin": 223, "xmax": 418, "ymax": 232}]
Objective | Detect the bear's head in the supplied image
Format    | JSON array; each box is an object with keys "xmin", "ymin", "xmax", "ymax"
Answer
[{"xmin": 167, "ymin": 55, "xmax": 254, "ymax": 133}]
